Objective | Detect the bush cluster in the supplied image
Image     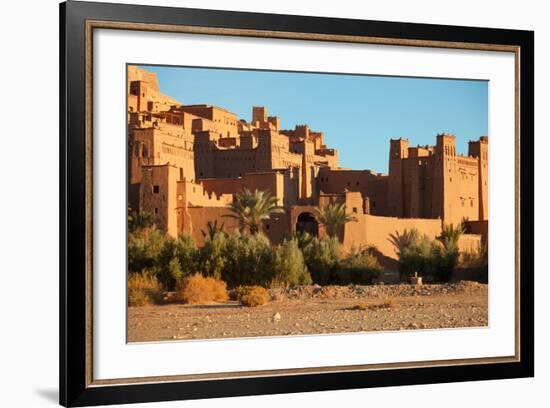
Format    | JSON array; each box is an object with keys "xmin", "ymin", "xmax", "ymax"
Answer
[
  {"xmin": 337, "ymin": 247, "xmax": 384, "ymax": 285},
  {"xmin": 127, "ymin": 271, "xmax": 163, "ymax": 307},
  {"xmin": 177, "ymin": 273, "xmax": 228, "ymax": 304},
  {"xmin": 457, "ymin": 241, "xmax": 488, "ymax": 283},
  {"xmin": 389, "ymin": 226, "xmax": 462, "ymax": 283},
  {"xmin": 235, "ymin": 286, "xmax": 269, "ymax": 307},
  {"xmin": 127, "ymin": 225, "xmax": 384, "ymax": 302},
  {"xmin": 297, "ymin": 232, "xmax": 382, "ymax": 285}
]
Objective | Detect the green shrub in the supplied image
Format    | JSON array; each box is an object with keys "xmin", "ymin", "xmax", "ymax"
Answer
[
  {"xmin": 157, "ymin": 234, "xmax": 199, "ymax": 290},
  {"xmin": 398, "ymin": 234, "xmax": 434, "ymax": 280},
  {"xmin": 301, "ymin": 236, "xmax": 341, "ymax": 285},
  {"xmin": 198, "ymin": 232, "xmax": 229, "ymax": 279},
  {"xmin": 336, "ymin": 248, "xmax": 383, "ymax": 284},
  {"xmin": 389, "ymin": 226, "xmax": 462, "ymax": 283},
  {"xmin": 221, "ymin": 232, "xmax": 274, "ymax": 287},
  {"xmin": 430, "ymin": 243, "xmax": 459, "ymax": 283},
  {"xmin": 458, "ymin": 242, "xmax": 488, "ymax": 283},
  {"xmin": 272, "ymin": 238, "xmax": 312, "ymax": 287},
  {"xmin": 128, "ymin": 271, "xmax": 163, "ymax": 307},
  {"xmin": 127, "ymin": 226, "xmax": 165, "ymax": 273}
]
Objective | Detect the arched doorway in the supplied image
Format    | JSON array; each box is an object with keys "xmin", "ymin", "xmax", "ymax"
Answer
[{"xmin": 296, "ymin": 212, "xmax": 318, "ymax": 236}]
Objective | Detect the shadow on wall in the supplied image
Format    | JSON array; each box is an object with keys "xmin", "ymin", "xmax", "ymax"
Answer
[{"xmin": 34, "ymin": 389, "xmax": 58, "ymax": 404}]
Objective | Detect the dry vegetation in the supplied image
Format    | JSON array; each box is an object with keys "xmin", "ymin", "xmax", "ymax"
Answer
[
  {"xmin": 128, "ymin": 281, "xmax": 488, "ymax": 342},
  {"xmin": 235, "ymin": 286, "xmax": 269, "ymax": 307},
  {"xmin": 127, "ymin": 272, "xmax": 163, "ymax": 307},
  {"xmin": 350, "ymin": 299, "xmax": 396, "ymax": 311},
  {"xmin": 177, "ymin": 274, "xmax": 228, "ymax": 304}
]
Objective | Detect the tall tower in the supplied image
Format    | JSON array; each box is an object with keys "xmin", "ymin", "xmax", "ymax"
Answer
[
  {"xmin": 252, "ymin": 106, "xmax": 268, "ymax": 124},
  {"xmin": 435, "ymin": 133, "xmax": 457, "ymax": 224},
  {"xmin": 436, "ymin": 132, "xmax": 456, "ymax": 157},
  {"xmin": 129, "ymin": 81, "xmax": 150, "ymax": 112},
  {"xmin": 388, "ymin": 138, "xmax": 409, "ymax": 217},
  {"xmin": 468, "ymin": 136, "xmax": 489, "ymax": 220}
]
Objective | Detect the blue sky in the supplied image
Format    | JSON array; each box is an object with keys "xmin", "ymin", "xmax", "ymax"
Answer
[{"xmin": 140, "ymin": 65, "xmax": 488, "ymax": 173}]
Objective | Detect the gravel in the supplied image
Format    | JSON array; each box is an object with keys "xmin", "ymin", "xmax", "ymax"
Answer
[{"xmin": 128, "ymin": 281, "xmax": 488, "ymax": 342}]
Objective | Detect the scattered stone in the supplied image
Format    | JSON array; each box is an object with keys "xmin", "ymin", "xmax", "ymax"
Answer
[{"xmin": 128, "ymin": 282, "xmax": 488, "ymax": 342}]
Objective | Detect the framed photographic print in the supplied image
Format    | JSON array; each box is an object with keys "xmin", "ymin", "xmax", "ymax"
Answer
[{"xmin": 59, "ymin": 0, "xmax": 534, "ymax": 406}]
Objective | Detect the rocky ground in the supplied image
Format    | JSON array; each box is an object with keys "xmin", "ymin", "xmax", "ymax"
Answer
[{"xmin": 127, "ymin": 281, "xmax": 488, "ymax": 342}]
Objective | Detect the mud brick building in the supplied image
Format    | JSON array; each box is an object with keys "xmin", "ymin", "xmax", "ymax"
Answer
[{"xmin": 127, "ymin": 66, "xmax": 487, "ymax": 258}]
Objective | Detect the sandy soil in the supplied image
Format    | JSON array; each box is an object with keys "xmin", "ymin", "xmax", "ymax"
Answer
[{"xmin": 127, "ymin": 281, "xmax": 488, "ymax": 342}]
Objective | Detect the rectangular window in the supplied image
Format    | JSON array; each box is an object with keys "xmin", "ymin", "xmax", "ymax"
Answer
[
  {"xmin": 153, "ymin": 185, "xmax": 160, "ymax": 194},
  {"xmin": 154, "ymin": 208, "xmax": 159, "ymax": 214}
]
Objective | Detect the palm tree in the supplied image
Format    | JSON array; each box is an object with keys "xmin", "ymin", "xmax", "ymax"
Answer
[
  {"xmin": 438, "ymin": 223, "xmax": 464, "ymax": 251},
  {"xmin": 225, "ymin": 188, "xmax": 284, "ymax": 234},
  {"xmin": 314, "ymin": 203, "xmax": 357, "ymax": 238},
  {"xmin": 388, "ymin": 228, "xmax": 420, "ymax": 257},
  {"xmin": 201, "ymin": 220, "xmax": 225, "ymax": 240}
]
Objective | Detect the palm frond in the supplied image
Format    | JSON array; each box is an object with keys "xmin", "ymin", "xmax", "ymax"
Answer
[
  {"xmin": 314, "ymin": 203, "xmax": 357, "ymax": 237},
  {"xmin": 225, "ymin": 188, "xmax": 284, "ymax": 234}
]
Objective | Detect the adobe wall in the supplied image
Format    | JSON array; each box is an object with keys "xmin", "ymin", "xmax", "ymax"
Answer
[
  {"xmin": 127, "ymin": 66, "xmax": 181, "ymax": 112},
  {"xmin": 184, "ymin": 207, "xmax": 290, "ymax": 246},
  {"xmin": 130, "ymin": 125, "xmax": 196, "ymax": 183},
  {"xmin": 443, "ymin": 154, "xmax": 481, "ymax": 225},
  {"xmin": 178, "ymin": 180, "xmax": 232, "ymax": 208},
  {"xmin": 184, "ymin": 207, "xmax": 239, "ymax": 246},
  {"xmin": 343, "ymin": 214, "xmax": 443, "ymax": 260},
  {"xmin": 200, "ymin": 170, "xmax": 300, "ymax": 208},
  {"xmin": 316, "ymin": 168, "xmax": 389, "ymax": 215},
  {"xmin": 212, "ymin": 148, "xmax": 264, "ymax": 178},
  {"xmin": 468, "ymin": 137, "xmax": 489, "ymax": 220},
  {"xmin": 464, "ymin": 220, "xmax": 488, "ymax": 245},
  {"xmin": 180, "ymin": 105, "xmax": 239, "ymax": 138},
  {"xmin": 458, "ymin": 234, "xmax": 483, "ymax": 253},
  {"xmin": 140, "ymin": 165, "xmax": 179, "ymax": 237},
  {"xmin": 128, "ymin": 65, "xmax": 160, "ymax": 92}
]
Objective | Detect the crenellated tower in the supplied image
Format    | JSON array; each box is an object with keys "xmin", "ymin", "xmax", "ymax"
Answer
[
  {"xmin": 388, "ymin": 138, "xmax": 409, "ymax": 217},
  {"xmin": 468, "ymin": 136, "xmax": 489, "ymax": 220}
]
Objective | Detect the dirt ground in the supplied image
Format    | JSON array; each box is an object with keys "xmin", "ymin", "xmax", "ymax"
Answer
[{"xmin": 127, "ymin": 281, "xmax": 488, "ymax": 342}]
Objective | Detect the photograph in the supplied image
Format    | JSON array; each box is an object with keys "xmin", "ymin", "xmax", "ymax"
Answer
[{"xmin": 126, "ymin": 64, "xmax": 489, "ymax": 343}]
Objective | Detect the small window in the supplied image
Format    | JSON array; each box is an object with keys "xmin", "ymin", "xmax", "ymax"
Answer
[
  {"xmin": 265, "ymin": 224, "xmax": 270, "ymax": 230},
  {"xmin": 372, "ymin": 201, "xmax": 376, "ymax": 208},
  {"xmin": 153, "ymin": 185, "xmax": 160, "ymax": 194},
  {"xmin": 154, "ymin": 208, "xmax": 159, "ymax": 214},
  {"xmin": 352, "ymin": 207, "xmax": 358, "ymax": 213}
]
